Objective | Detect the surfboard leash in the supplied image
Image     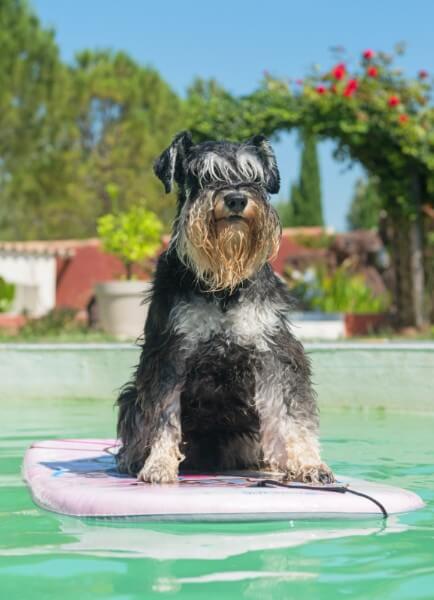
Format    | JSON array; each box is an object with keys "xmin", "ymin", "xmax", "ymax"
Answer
[
  {"xmin": 250, "ymin": 479, "xmax": 388, "ymax": 518},
  {"xmin": 342, "ymin": 487, "xmax": 388, "ymax": 518}
]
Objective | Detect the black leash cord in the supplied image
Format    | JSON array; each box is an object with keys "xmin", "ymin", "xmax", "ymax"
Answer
[
  {"xmin": 342, "ymin": 487, "xmax": 388, "ymax": 518},
  {"xmin": 250, "ymin": 479, "xmax": 388, "ymax": 518}
]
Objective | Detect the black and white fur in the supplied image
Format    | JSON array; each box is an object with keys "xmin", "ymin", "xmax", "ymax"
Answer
[{"xmin": 117, "ymin": 131, "xmax": 334, "ymax": 484}]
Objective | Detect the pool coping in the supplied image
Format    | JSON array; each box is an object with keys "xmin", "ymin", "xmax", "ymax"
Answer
[
  {"xmin": 1, "ymin": 342, "xmax": 433, "ymax": 411},
  {"xmin": 1, "ymin": 341, "xmax": 433, "ymax": 351}
]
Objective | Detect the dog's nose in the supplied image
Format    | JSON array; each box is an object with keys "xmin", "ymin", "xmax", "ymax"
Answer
[{"xmin": 224, "ymin": 192, "xmax": 248, "ymax": 213}]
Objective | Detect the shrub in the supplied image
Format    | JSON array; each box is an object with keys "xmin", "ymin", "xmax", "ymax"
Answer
[
  {"xmin": 19, "ymin": 308, "xmax": 86, "ymax": 336},
  {"xmin": 97, "ymin": 206, "xmax": 163, "ymax": 279},
  {"xmin": 285, "ymin": 264, "xmax": 390, "ymax": 313},
  {"xmin": 0, "ymin": 277, "xmax": 15, "ymax": 313},
  {"xmin": 311, "ymin": 266, "xmax": 390, "ymax": 314}
]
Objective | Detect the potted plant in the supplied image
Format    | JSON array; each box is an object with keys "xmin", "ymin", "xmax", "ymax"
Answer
[
  {"xmin": 311, "ymin": 266, "xmax": 390, "ymax": 336},
  {"xmin": 0, "ymin": 277, "xmax": 20, "ymax": 333},
  {"xmin": 95, "ymin": 206, "xmax": 163, "ymax": 339},
  {"xmin": 284, "ymin": 266, "xmax": 345, "ymax": 340},
  {"xmin": 343, "ymin": 293, "xmax": 390, "ymax": 337},
  {"xmin": 0, "ymin": 277, "xmax": 15, "ymax": 313}
]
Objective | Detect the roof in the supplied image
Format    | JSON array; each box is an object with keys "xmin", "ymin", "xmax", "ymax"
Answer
[
  {"xmin": 0, "ymin": 239, "xmax": 101, "ymax": 258},
  {"xmin": 270, "ymin": 227, "xmax": 334, "ymax": 274},
  {"xmin": 281, "ymin": 226, "xmax": 334, "ymax": 236}
]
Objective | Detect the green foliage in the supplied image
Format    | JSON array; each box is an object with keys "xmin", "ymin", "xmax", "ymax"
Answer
[
  {"xmin": 288, "ymin": 183, "xmax": 303, "ymax": 224},
  {"xmin": 290, "ymin": 132, "xmax": 324, "ymax": 226},
  {"xmin": 0, "ymin": 0, "xmax": 67, "ymax": 239},
  {"xmin": 311, "ymin": 266, "xmax": 390, "ymax": 314},
  {"xmin": 186, "ymin": 47, "xmax": 433, "ymax": 325},
  {"xmin": 0, "ymin": 277, "xmax": 15, "ymax": 312},
  {"xmin": 97, "ymin": 206, "xmax": 163, "ymax": 279},
  {"xmin": 19, "ymin": 308, "xmax": 86, "ymax": 336},
  {"xmin": 347, "ymin": 177, "xmax": 383, "ymax": 230},
  {"xmin": 284, "ymin": 264, "xmax": 389, "ymax": 314},
  {"xmin": 0, "ymin": 307, "xmax": 117, "ymax": 341},
  {"xmin": 68, "ymin": 50, "xmax": 182, "ymax": 231},
  {"xmin": 0, "ymin": 1, "xmax": 182, "ymax": 240},
  {"xmin": 187, "ymin": 48, "xmax": 434, "ymax": 218},
  {"xmin": 276, "ymin": 185, "xmax": 294, "ymax": 226},
  {"xmin": 294, "ymin": 232, "xmax": 334, "ymax": 249}
]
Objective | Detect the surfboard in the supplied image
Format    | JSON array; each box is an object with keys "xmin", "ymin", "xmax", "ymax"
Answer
[{"xmin": 23, "ymin": 439, "xmax": 424, "ymax": 520}]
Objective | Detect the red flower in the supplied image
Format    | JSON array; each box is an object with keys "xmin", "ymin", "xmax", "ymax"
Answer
[
  {"xmin": 363, "ymin": 49, "xmax": 375, "ymax": 60},
  {"xmin": 332, "ymin": 63, "xmax": 346, "ymax": 80},
  {"xmin": 343, "ymin": 79, "xmax": 358, "ymax": 97},
  {"xmin": 388, "ymin": 95, "xmax": 400, "ymax": 107},
  {"xmin": 295, "ymin": 79, "xmax": 304, "ymax": 85},
  {"xmin": 316, "ymin": 85, "xmax": 327, "ymax": 94},
  {"xmin": 418, "ymin": 69, "xmax": 429, "ymax": 79},
  {"xmin": 399, "ymin": 114, "xmax": 409, "ymax": 123},
  {"xmin": 367, "ymin": 66, "xmax": 378, "ymax": 77}
]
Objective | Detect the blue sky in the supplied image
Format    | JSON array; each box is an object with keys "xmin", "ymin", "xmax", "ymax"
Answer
[{"xmin": 32, "ymin": 0, "xmax": 434, "ymax": 231}]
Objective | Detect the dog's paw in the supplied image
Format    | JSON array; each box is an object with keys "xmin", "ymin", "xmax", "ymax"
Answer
[
  {"xmin": 138, "ymin": 456, "xmax": 179, "ymax": 484},
  {"xmin": 284, "ymin": 462, "xmax": 335, "ymax": 485}
]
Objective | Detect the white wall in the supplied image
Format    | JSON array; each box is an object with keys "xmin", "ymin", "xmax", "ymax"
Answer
[
  {"xmin": 290, "ymin": 312, "xmax": 346, "ymax": 340},
  {"xmin": 0, "ymin": 252, "xmax": 56, "ymax": 316}
]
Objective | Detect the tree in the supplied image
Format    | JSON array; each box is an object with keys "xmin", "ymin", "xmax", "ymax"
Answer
[
  {"xmin": 0, "ymin": 0, "xmax": 68, "ymax": 239},
  {"xmin": 68, "ymin": 50, "xmax": 182, "ymax": 233},
  {"xmin": 290, "ymin": 131, "xmax": 323, "ymax": 226},
  {"xmin": 0, "ymin": 2, "xmax": 182, "ymax": 240},
  {"xmin": 347, "ymin": 177, "xmax": 383, "ymax": 230},
  {"xmin": 277, "ymin": 132, "xmax": 323, "ymax": 227},
  {"xmin": 276, "ymin": 186, "xmax": 294, "ymax": 227}
]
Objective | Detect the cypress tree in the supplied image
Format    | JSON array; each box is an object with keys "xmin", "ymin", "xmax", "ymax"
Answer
[
  {"xmin": 288, "ymin": 183, "xmax": 304, "ymax": 225},
  {"xmin": 347, "ymin": 177, "xmax": 382, "ymax": 230},
  {"xmin": 276, "ymin": 187, "xmax": 294, "ymax": 227},
  {"xmin": 287, "ymin": 131, "xmax": 324, "ymax": 227}
]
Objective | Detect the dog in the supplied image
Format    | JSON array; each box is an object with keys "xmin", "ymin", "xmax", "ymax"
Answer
[{"xmin": 116, "ymin": 131, "xmax": 334, "ymax": 485}]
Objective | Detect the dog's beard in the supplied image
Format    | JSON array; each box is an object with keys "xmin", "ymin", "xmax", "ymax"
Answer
[{"xmin": 176, "ymin": 194, "xmax": 281, "ymax": 292}]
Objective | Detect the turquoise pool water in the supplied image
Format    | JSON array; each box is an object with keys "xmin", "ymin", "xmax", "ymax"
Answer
[{"xmin": 1, "ymin": 397, "xmax": 433, "ymax": 599}]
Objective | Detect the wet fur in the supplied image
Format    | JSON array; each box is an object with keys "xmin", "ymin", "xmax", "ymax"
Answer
[{"xmin": 117, "ymin": 132, "xmax": 334, "ymax": 484}]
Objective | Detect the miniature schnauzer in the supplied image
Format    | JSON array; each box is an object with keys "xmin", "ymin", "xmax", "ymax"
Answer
[{"xmin": 117, "ymin": 131, "xmax": 334, "ymax": 484}]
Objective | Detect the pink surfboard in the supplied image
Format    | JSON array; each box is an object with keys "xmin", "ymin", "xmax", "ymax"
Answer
[{"xmin": 23, "ymin": 439, "xmax": 424, "ymax": 520}]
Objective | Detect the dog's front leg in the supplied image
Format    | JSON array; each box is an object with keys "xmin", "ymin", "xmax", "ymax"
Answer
[
  {"xmin": 138, "ymin": 386, "xmax": 184, "ymax": 484},
  {"xmin": 255, "ymin": 351, "xmax": 334, "ymax": 484}
]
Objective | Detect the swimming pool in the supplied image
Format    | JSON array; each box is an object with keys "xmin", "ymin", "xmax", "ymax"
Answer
[{"xmin": 1, "ymin": 344, "xmax": 433, "ymax": 598}]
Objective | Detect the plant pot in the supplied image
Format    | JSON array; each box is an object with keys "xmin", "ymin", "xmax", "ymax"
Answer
[
  {"xmin": 344, "ymin": 313, "xmax": 386, "ymax": 337},
  {"xmin": 95, "ymin": 280, "xmax": 151, "ymax": 340},
  {"xmin": 0, "ymin": 313, "xmax": 27, "ymax": 334},
  {"xmin": 290, "ymin": 311, "xmax": 345, "ymax": 340}
]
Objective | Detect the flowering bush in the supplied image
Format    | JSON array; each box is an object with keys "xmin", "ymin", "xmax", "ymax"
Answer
[
  {"xmin": 332, "ymin": 63, "xmax": 346, "ymax": 80},
  {"xmin": 295, "ymin": 48, "xmax": 433, "ymax": 214},
  {"xmin": 186, "ymin": 46, "xmax": 433, "ymax": 326},
  {"xmin": 187, "ymin": 45, "xmax": 433, "ymax": 216},
  {"xmin": 363, "ymin": 49, "xmax": 375, "ymax": 60}
]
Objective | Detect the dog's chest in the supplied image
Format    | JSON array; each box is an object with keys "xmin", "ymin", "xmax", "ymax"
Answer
[{"xmin": 170, "ymin": 295, "xmax": 282, "ymax": 351}]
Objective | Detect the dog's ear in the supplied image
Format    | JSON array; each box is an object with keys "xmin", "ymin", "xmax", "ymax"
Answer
[
  {"xmin": 248, "ymin": 134, "xmax": 280, "ymax": 194},
  {"xmin": 154, "ymin": 131, "xmax": 193, "ymax": 193}
]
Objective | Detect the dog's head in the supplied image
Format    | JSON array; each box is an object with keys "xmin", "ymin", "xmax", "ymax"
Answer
[{"xmin": 154, "ymin": 131, "xmax": 282, "ymax": 291}]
